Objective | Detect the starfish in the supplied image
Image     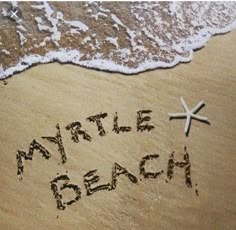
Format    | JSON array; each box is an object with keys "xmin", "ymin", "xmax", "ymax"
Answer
[{"xmin": 168, "ymin": 96, "xmax": 209, "ymax": 136}]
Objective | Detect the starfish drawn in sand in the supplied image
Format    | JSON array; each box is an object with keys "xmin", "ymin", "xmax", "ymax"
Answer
[{"xmin": 168, "ymin": 96, "xmax": 209, "ymax": 136}]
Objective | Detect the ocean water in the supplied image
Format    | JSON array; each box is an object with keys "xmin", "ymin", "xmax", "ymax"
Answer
[{"xmin": 0, "ymin": 1, "xmax": 236, "ymax": 79}]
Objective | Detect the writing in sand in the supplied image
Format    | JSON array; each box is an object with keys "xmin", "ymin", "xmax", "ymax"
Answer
[{"xmin": 16, "ymin": 110, "xmax": 199, "ymax": 210}]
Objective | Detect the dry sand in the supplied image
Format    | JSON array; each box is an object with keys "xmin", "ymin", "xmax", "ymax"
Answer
[{"xmin": 0, "ymin": 31, "xmax": 236, "ymax": 230}]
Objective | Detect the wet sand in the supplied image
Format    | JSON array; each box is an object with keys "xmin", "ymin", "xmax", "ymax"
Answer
[{"xmin": 0, "ymin": 31, "xmax": 236, "ymax": 229}]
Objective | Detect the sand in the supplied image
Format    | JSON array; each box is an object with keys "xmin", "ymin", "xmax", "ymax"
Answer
[{"xmin": 0, "ymin": 31, "xmax": 236, "ymax": 230}]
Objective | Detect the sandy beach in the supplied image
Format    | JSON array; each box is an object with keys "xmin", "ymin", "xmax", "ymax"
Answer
[{"xmin": 0, "ymin": 30, "xmax": 236, "ymax": 230}]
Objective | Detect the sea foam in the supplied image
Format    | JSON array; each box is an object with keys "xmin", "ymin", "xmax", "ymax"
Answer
[{"xmin": 0, "ymin": 1, "xmax": 236, "ymax": 79}]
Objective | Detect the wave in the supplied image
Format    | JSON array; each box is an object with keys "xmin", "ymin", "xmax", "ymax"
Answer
[{"xmin": 0, "ymin": 1, "xmax": 236, "ymax": 79}]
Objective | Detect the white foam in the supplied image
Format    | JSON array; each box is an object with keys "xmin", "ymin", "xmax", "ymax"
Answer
[
  {"xmin": 106, "ymin": 37, "xmax": 119, "ymax": 49},
  {"xmin": 1, "ymin": 8, "xmax": 7, "ymax": 17},
  {"xmin": 111, "ymin": 14, "xmax": 125, "ymax": 27},
  {"xmin": 1, "ymin": 49, "xmax": 10, "ymax": 55},
  {"xmin": 17, "ymin": 31, "xmax": 27, "ymax": 46},
  {"xmin": 64, "ymin": 20, "xmax": 88, "ymax": 32},
  {"xmin": 0, "ymin": 2, "xmax": 236, "ymax": 79},
  {"xmin": 17, "ymin": 25, "xmax": 27, "ymax": 32}
]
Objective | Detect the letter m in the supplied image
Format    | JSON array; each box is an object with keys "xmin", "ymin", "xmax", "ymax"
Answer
[{"xmin": 16, "ymin": 139, "xmax": 51, "ymax": 179}]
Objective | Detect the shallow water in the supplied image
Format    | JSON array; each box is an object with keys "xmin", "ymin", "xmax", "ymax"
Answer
[{"xmin": 0, "ymin": 1, "xmax": 236, "ymax": 79}]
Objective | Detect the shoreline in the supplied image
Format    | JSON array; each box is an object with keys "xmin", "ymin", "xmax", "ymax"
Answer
[
  {"xmin": 1, "ymin": 2, "xmax": 236, "ymax": 79},
  {"xmin": 1, "ymin": 29, "xmax": 236, "ymax": 80}
]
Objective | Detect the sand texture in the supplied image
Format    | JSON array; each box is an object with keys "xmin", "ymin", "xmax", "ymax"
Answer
[{"xmin": 0, "ymin": 31, "xmax": 236, "ymax": 229}]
